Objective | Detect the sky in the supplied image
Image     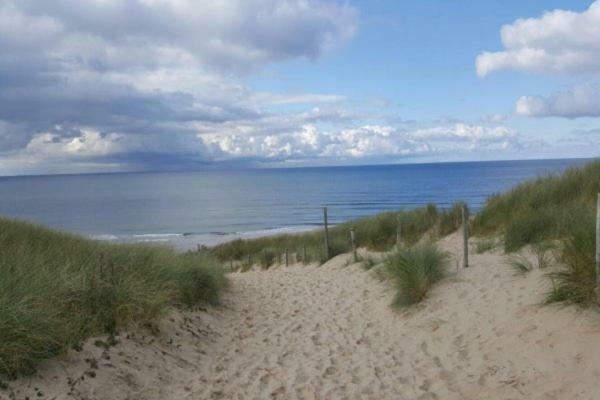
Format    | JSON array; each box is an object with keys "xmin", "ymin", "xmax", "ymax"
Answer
[{"xmin": 1, "ymin": 0, "xmax": 599, "ymax": 176}]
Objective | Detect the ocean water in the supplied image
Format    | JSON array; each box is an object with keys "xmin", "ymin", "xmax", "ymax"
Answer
[{"xmin": 0, "ymin": 158, "xmax": 590, "ymax": 250}]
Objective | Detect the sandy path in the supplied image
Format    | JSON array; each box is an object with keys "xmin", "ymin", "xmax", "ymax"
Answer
[
  {"xmin": 189, "ymin": 248, "xmax": 600, "ymax": 400},
  {"xmin": 193, "ymin": 260, "xmax": 405, "ymax": 399},
  {"xmin": 8, "ymin": 232, "xmax": 600, "ymax": 399}
]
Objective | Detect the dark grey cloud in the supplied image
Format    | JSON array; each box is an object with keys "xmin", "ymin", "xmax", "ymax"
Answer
[
  {"xmin": 0, "ymin": 0, "xmax": 357, "ymax": 174},
  {"xmin": 14, "ymin": 0, "xmax": 357, "ymax": 70}
]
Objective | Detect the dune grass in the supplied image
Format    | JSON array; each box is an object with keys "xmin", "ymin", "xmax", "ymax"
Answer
[
  {"xmin": 475, "ymin": 238, "xmax": 497, "ymax": 254},
  {"xmin": 507, "ymin": 241, "xmax": 555, "ymax": 276},
  {"xmin": 532, "ymin": 241, "xmax": 554, "ymax": 270},
  {"xmin": 0, "ymin": 217, "xmax": 227, "ymax": 378},
  {"xmin": 545, "ymin": 211, "xmax": 597, "ymax": 306},
  {"xmin": 211, "ymin": 203, "xmax": 464, "ymax": 267},
  {"xmin": 507, "ymin": 255, "xmax": 534, "ymax": 276},
  {"xmin": 361, "ymin": 255, "xmax": 380, "ymax": 271},
  {"xmin": 471, "ymin": 160, "xmax": 599, "ymax": 306},
  {"xmin": 221, "ymin": 160, "xmax": 598, "ymax": 267},
  {"xmin": 3, "ymin": 160, "xmax": 599, "ymax": 376},
  {"xmin": 473, "ymin": 160, "xmax": 600, "ymax": 252},
  {"xmin": 384, "ymin": 244, "xmax": 448, "ymax": 307}
]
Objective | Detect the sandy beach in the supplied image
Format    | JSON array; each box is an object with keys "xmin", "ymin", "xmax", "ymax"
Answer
[
  {"xmin": 7, "ymin": 231, "xmax": 600, "ymax": 400},
  {"xmin": 3, "ymin": 1, "xmax": 600, "ymax": 398}
]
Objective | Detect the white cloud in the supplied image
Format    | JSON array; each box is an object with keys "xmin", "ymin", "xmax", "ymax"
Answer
[
  {"xmin": 24, "ymin": 130, "xmax": 121, "ymax": 158},
  {"xmin": 200, "ymin": 123, "xmax": 521, "ymax": 162},
  {"xmin": 484, "ymin": 114, "xmax": 507, "ymax": 124},
  {"xmin": 248, "ymin": 93, "xmax": 345, "ymax": 106},
  {"xmin": 476, "ymin": 1, "xmax": 600, "ymax": 76},
  {"xmin": 412, "ymin": 124, "xmax": 516, "ymax": 142},
  {"xmin": 0, "ymin": 0, "xmax": 359, "ymax": 173},
  {"xmin": 5, "ymin": 0, "xmax": 358, "ymax": 74},
  {"xmin": 515, "ymin": 83, "xmax": 600, "ymax": 118}
]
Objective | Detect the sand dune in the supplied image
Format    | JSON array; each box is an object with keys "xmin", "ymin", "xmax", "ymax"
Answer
[{"xmin": 8, "ymin": 231, "xmax": 600, "ymax": 400}]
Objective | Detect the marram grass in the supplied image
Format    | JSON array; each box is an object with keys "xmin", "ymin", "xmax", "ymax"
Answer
[
  {"xmin": 473, "ymin": 160, "xmax": 600, "ymax": 252},
  {"xmin": 384, "ymin": 244, "xmax": 448, "ymax": 307},
  {"xmin": 211, "ymin": 202, "xmax": 464, "ymax": 267},
  {"xmin": 507, "ymin": 255, "xmax": 534, "ymax": 276},
  {"xmin": 2, "ymin": 159, "xmax": 600, "ymax": 377},
  {"xmin": 0, "ymin": 217, "xmax": 227, "ymax": 377},
  {"xmin": 545, "ymin": 212, "xmax": 597, "ymax": 306},
  {"xmin": 475, "ymin": 238, "xmax": 497, "ymax": 254}
]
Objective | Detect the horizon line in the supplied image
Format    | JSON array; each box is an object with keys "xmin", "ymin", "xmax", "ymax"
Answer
[{"xmin": 0, "ymin": 155, "xmax": 595, "ymax": 179}]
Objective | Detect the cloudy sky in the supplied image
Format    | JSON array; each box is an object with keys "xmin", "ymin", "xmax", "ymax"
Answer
[{"xmin": 1, "ymin": 0, "xmax": 599, "ymax": 175}]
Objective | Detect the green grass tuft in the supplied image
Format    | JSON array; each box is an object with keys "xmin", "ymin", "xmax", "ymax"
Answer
[
  {"xmin": 507, "ymin": 255, "xmax": 534, "ymax": 276},
  {"xmin": 384, "ymin": 244, "xmax": 448, "ymax": 307},
  {"xmin": 437, "ymin": 202, "xmax": 466, "ymax": 237},
  {"xmin": 361, "ymin": 255, "xmax": 379, "ymax": 270},
  {"xmin": 473, "ymin": 160, "xmax": 600, "ymax": 251},
  {"xmin": 475, "ymin": 238, "xmax": 497, "ymax": 254},
  {"xmin": 0, "ymin": 217, "xmax": 227, "ymax": 377},
  {"xmin": 532, "ymin": 241, "xmax": 553, "ymax": 270},
  {"xmin": 260, "ymin": 249, "xmax": 276, "ymax": 269},
  {"xmin": 503, "ymin": 207, "xmax": 558, "ymax": 252},
  {"xmin": 545, "ymin": 212, "xmax": 597, "ymax": 305}
]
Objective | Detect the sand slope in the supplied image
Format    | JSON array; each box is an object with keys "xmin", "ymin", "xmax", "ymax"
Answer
[{"xmin": 7, "ymin": 232, "xmax": 600, "ymax": 400}]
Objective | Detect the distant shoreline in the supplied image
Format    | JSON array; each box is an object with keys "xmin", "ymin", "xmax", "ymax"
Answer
[
  {"xmin": 93, "ymin": 225, "xmax": 323, "ymax": 252},
  {"xmin": 1, "ymin": 157, "xmax": 590, "ymax": 252}
]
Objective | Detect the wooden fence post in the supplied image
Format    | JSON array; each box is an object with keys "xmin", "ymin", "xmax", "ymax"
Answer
[
  {"xmin": 596, "ymin": 193, "xmax": 600, "ymax": 285},
  {"xmin": 230, "ymin": 259, "xmax": 233, "ymax": 272},
  {"xmin": 263, "ymin": 249, "xmax": 268, "ymax": 268},
  {"xmin": 285, "ymin": 248, "xmax": 289, "ymax": 267},
  {"xmin": 462, "ymin": 204, "xmax": 469, "ymax": 268},
  {"xmin": 396, "ymin": 215, "xmax": 402, "ymax": 249},
  {"xmin": 350, "ymin": 227, "xmax": 358, "ymax": 263},
  {"xmin": 323, "ymin": 207, "xmax": 330, "ymax": 259},
  {"xmin": 247, "ymin": 254, "xmax": 251, "ymax": 268},
  {"xmin": 303, "ymin": 244, "xmax": 307, "ymax": 264}
]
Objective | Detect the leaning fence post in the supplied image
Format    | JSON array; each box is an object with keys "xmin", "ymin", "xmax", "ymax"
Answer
[
  {"xmin": 350, "ymin": 227, "xmax": 358, "ymax": 263},
  {"xmin": 323, "ymin": 207, "xmax": 330, "ymax": 259},
  {"xmin": 303, "ymin": 244, "xmax": 307, "ymax": 264},
  {"xmin": 285, "ymin": 248, "xmax": 289, "ymax": 267},
  {"xmin": 263, "ymin": 249, "xmax": 268, "ymax": 268},
  {"xmin": 596, "ymin": 193, "xmax": 600, "ymax": 285},
  {"xmin": 462, "ymin": 204, "xmax": 469, "ymax": 268}
]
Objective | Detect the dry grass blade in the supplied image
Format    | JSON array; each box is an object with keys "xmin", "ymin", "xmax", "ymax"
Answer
[{"xmin": 507, "ymin": 255, "xmax": 534, "ymax": 276}]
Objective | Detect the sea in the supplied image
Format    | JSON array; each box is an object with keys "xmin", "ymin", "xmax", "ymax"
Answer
[{"xmin": 0, "ymin": 158, "xmax": 591, "ymax": 251}]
